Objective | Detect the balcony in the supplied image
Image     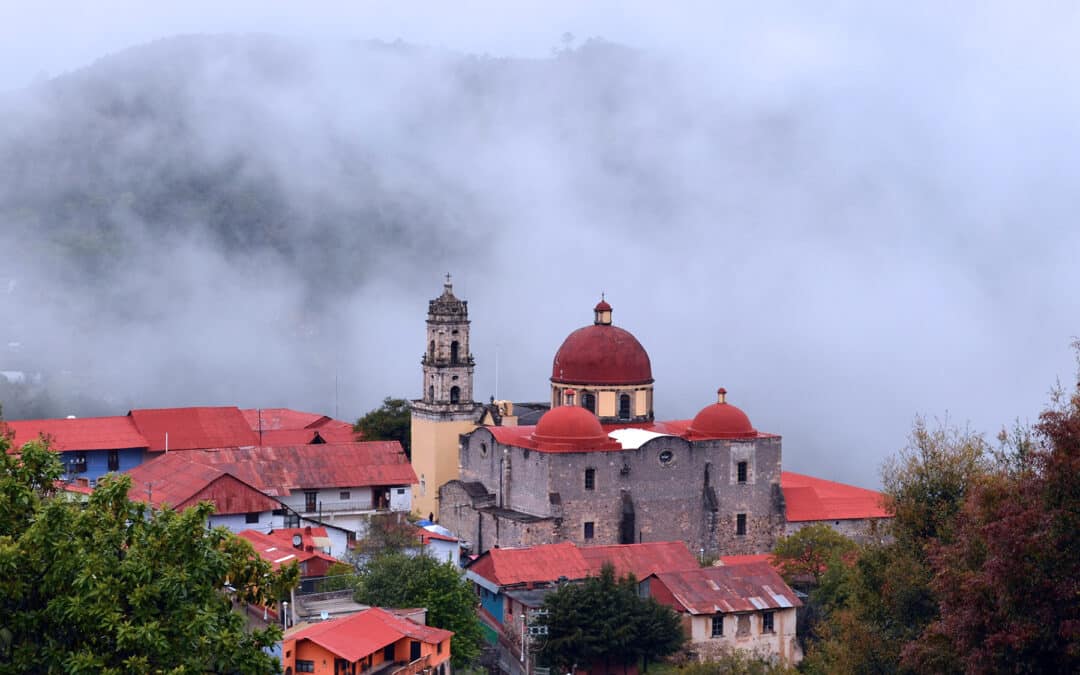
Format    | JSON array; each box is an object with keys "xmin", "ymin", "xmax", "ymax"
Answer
[{"xmin": 391, "ymin": 654, "xmax": 431, "ymax": 675}]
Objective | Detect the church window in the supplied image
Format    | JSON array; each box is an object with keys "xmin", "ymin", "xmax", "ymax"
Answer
[
  {"xmin": 480, "ymin": 442, "xmax": 488, "ymax": 457},
  {"xmin": 584, "ymin": 468, "xmax": 595, "ymax": 490},
  {"xmin": 584, "ymin": 521, "xmax": 595, "ymax": 539},
  {"xmin": 711, "ymin": 615, "xmax": 724, "ymax": 637},
  {"xmin": 581, "ymin": 392, "xmax": 596, "ymax": 413},
  {"xmin": 450, "ymin": 386, "xmax": 461, "ymax": 404},
  {"xmin": 736, "ymin": 513, "xmax": 747, "ymax": 536},
  {"xmin": 420, "ymin": 474, "xmax": 426, "ymax": 496},
  {"xmin": 737, "ymin": 461, "xmax": 748, "ymax": 483},
  {"xmin": 429, "ymin": 340, "xmax": 435, "ymax": 359},
  {"xmin": 658, "ymin": 450, "xmax": 674, "ymax": 465},
  {"xmin": 619, "ymin": 394, "xmax": 631, "ymax": 419},
  {"xmin": 428, "ymin": 385, "xmax": 434, "ymax": 401},
  {"xmin": 450, "ymin": 341, "xmax": 460, "ymax": 364}
]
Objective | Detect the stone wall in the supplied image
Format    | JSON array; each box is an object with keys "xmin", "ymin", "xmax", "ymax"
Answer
[{"xmin": 784, "ymin": 516, "xmax": 891, "ymax": 546}]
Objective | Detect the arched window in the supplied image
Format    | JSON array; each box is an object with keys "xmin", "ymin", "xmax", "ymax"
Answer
[
  {"xmin": 450, "ymin": 386, "xmax": 461, "ymax": 404},
  {"xmin": 619, "ymin": 394, "xmax": 631, "ymax": 419},
  {"xmin": 450, "ymin": 341, "xmax": 460, "ymax": 364},
  {"xmin": 581, "ymin": 392, "xmax": 596, "ymax": 413},
  {"xmin": 428, "ymin": 385, "xmax": 434, "ymax": 401},
  {"xmin": 429, "ymin": 340, "xmax": 435, "ymax": 359}
]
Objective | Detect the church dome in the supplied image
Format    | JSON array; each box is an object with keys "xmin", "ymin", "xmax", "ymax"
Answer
[
  {"xmin": 551, "ymin": 300, "xmax": 653, "ymax": 386},
  {"xmin": 532, "ymin": 405, "xmax": 610, "ymax": 447},
  {"xmin": 687, "ymin": 388, "xmax": 758, "ymax": 439}
]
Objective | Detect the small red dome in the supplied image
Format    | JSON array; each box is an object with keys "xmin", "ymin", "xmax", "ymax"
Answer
[
  {"xmin": 594, "ymin": 299, "xmax": 612, "ymax": 312},
  {"xmin": 687, "ymin": 389, "xmax": 757, "ymax": 439},
  {"xmin": 532, "ymin": 405, "xmax": 609, "ymax": 446}
]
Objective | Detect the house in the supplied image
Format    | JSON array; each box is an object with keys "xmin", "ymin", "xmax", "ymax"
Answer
[
  {"xmin": 781, "ymin": 472, "xmax": 892, "ymax": 544},
  {"xmin": 237, "ymin": 528, "xmax": 341, "ymax": 579},
  {"xmin": 414, "ymin": 521, "xmax": 462, "ymax": 566},
  {"xmin": 3, "ymin": 414, "xmax": 150, "ymax": 480},
  {"xmin": 125, "ymin": 453, "xmax": 283, "ymax": 533},
  {"xmin": 465, "ymin": 541, "xmax": 700, "ymax": 648},
  {"xmin": 171, "ymin": 441, "xmax": 416, "ymax": 535},
  {"xmin": 281, "ymin": 607, "xmax": 453, "ymax": 675},
  {"xmin": 242, "ymin": 408, "xmax": 358, "ymax": 446},
  {"xmin": 642, "ymin": 561, "xmax": 802, "ymax": 664}
]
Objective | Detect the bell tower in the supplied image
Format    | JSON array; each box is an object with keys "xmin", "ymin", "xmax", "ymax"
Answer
[{"xmin": 410, "ymin": 275, "xmax": 481, "ymax": 520}]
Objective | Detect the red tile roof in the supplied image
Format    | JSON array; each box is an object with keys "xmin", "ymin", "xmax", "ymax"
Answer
[
  {"xmin": 468, "ymin": 541, "xmax": 699, "ymax": 588},
  {"xmin": 171, "ymin": 441, "xmax": 416, "ymax": 496},
  {"xmin": 287, "ymin": 607, "xmax": 452, "ymax": 662},
  {"xmin": 3, "ymin": 416, "xmax": 147, "ymax": 452},
  {"xmin": 125, "ymin": 452, "xmax": 280, "ymax": 514},
  {"xmin": 236, "ymin": 529, "xmax": 339, "ymax": 571},
  {"xmin": 650, "ymin": 562, "xmax": 802, "ymax": 615},
  {"xmin": 580, "ymin": 541, "xmax": 700, "ymax": 579},
  {"xmin": 128, "ymin": 407, "xmax": 259, "ymax": 451},
  {"xmin": 781, "ymin": 471, "xmax": 892, "ymax": 522}
]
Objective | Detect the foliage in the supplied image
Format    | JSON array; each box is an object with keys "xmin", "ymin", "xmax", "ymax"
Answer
[
  {"xmin": 350, "ymin": 511, "xmax": 420, "ymax": 559},
  {"xmin": 771, "ymin": 524, "xmax": 856, "ymax": 588},
  {"xmin": 537, "ymin": 564, "xmax": 685, "ymax": 672},
  {"xmin": 652, "ymin": 649, "xmax": 798, "ymax": 675},
  {"xmin": 0, "ymin": 438, "xmax": 298, "ymax": 674},
  {"xmin": 353, "ymin": 552, "xmax": 482, "ymax": 668},
  {"xmin": 354, "ymin": 397, "xmax": 411, "ymax": 457},
  {"xmin": 903, "ymin": 363, "xmax": 1080, "ymax": 673}
]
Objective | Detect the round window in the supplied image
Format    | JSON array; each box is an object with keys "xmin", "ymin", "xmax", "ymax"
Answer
[{"xmin": 658, "ymin": 450, "xmax": 674, "ymax": 465}]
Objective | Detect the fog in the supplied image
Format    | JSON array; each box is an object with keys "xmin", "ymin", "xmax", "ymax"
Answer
[{"xmin": 1, "ymin": 3, "xmax": 1078, "ymax": 487}]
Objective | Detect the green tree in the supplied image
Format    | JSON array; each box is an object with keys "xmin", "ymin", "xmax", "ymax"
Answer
[
  {"xmin": 771, "ymin": 524, "xmax": 856, "ymax": 588},
  {"xmin": 354, "ymin": 397, "xmax": 411, "ymax": 457},
  {"xmin": 350, "ymin": 511, "xmax": 420, "ymax": 559},
  {"xmin": 0, "ymin": 438, "xmax": 297, "ymax": 673},
  {"xmin": 353, "ymin": 552, "xmax": 482, "ymax": 667},
  {"xmin": 538, "ymin": 564, "xmax": 685, "ymax": 672}
]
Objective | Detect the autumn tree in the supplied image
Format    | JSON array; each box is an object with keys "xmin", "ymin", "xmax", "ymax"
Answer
[
  {"xmin": 772, "ymin": 523, "xmax": 856, "ymax": 588},
  {"xmin": 537, "ymin": 564, "xmax": 685, "ymax": 672},
  {"xmin": 353, "ymin": 552, "xmax": 482, "ymax": 667},
  {"xmin": 0, "ymin": 439, "xmax": 297, "ymax": 673},
  {"xmin": 354, "ymin": 397, "xmax": 411, "ymax": 457}
]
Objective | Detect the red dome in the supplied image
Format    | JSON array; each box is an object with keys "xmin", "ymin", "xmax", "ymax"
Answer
[
  {"xmin": 531, "ymin": 406, "xmax": 615, "ymax": 450},
  {"xmin": 551, "ymin": 324, "xmax": 652, "ymax": 386},
  {"xmin": 594, "ymin": 299, "xmax": 612, "ymax": 312},
  {"xmin": 687, "ymin": 389, "xmax": 757, "ymax": 439}
]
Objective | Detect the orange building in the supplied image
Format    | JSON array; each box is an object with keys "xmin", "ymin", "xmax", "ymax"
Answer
[{"xmin": 281, "ymin": 607, "xmax": 453, "ymax": 675}]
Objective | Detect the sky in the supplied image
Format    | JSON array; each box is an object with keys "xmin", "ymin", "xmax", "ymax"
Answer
[{"xmin": 1, "ymin": 2, "xmax": 1079, "ymax": 488}]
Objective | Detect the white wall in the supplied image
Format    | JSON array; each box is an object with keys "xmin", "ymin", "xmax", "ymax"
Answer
[{"xmin": 211, "ymin": 510, "xmax": 281, "ymax": 534}]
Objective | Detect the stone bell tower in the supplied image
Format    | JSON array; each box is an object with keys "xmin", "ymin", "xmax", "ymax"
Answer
[{"xmin": 410, "ymin": 275, "xmax": 482, "ymax": 520}]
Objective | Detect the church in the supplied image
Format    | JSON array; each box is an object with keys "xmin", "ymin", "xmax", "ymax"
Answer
[{"xmin": 410, "ymin": 279, "xmax": 887, "ymax": 558}]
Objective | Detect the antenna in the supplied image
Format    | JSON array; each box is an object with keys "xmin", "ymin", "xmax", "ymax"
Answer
[
  {"xmin": 495, "ymin": 343, "xmax": 500, "ymax": 401},
  {"xmin": 258, "ymin": 409, "xmax": 263, "ymax": 446}
]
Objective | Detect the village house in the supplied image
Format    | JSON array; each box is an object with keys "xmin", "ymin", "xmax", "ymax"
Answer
[
  {"xmin": 238, "ymin": 527, "xmax": 341, "ymax": 580},
  {"xmin": 780, "ymin": 471, "xmax": 891, "ymax": 544},
  {"xmin": 641, "ymin": 561, "xmax": 802, "ymax": 665},
  {"xmin": 281, "ymin": 607, "xmax": 453, "ymax": 675}
]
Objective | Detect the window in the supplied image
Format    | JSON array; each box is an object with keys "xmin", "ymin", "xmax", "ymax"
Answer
[
  {"xmin": 450, "ymin": 341, "xmax": 460, "ymax": 364},
  {"xmin": 737, "ymin": 461, "xmax": 748, "ymax": 483},
  {"xmin": 437, "ymin": 640, "xmax": 443, "ymax": 654},
  {"xmin": 410, "ymin": 640, "xmax": 422, "ymax": 661},
  {"xmin": 396, "ymin": 488, "xmax": 405, "ymax": 495},
  {"xmin": 736, "ymin": 513, "xmax": 747, "ymax": 536},
  {"xmin": 584, "ymin": 521, "xmax": 595, "ymax": 539},
  {"xmin": 429, "ymin": 340, "xmax": 435, "ymax": 359},
  {"xmin": 340, "ymin": 491, "xmax": 351, "ymax": 501},
  {"xmin": 304, "ymin": 491, "xmax": 318, "ymax": 512},
  {"xmin": 658, "ymin": 450, "xmax": 674, "ymax": 465},
  {"xmin": 584, "ymin": 468, "xmax": 595, "ymax": 490},
  {"xmin": 450, "ymin": 386, "xmax": 460, "ymax": 404},
  {"xmin": 245, "ymin": 512, "xmax": 260, "ymax": 524},
  {"xmin": 69, "ymin": 452, "xmax": 87, "ymax": 474},
  {"xmin": 762, "ymin": 611, "xmax": 775, "ymax": 633},
  {"xmin": 581, "ymin": 392, "xmax": 596, "ymax": 413},
  {"xmin": 107, "ymin": 450, "xmax": 120, "ymax": 472},
  {"xmin": 737, "ymin": 614, "xmax": 750, "ymax": 636},
  {"xmin": 428, "ymin": 385, "xmax": 434, "ymax": 401},
  {"xmin": 296, "ymin": 661, "xmax": 315, "ymax": 673},
  {"xmin": 619, "ymin": 394, "xmax": 631, "ymax": 419},
  {"xmin": 383, "ymin": 644, "xmax": 395, "ymax": 662},
  {"xmin": 711, "ymin": 614, "xmax": 724, "ymax": 637}
]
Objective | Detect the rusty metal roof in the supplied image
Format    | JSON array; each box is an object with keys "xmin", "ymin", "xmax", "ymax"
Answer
[
  {"xmin": 580, "ymin": 541, "xmax": 700, "ymax": 579},
  {"xmin": 128, "ymin": 406, "xmax": 258, "ymax": 451},
  {"xmin": 125, "ymin": 452, "xmax": 281, "ymax": 514},
  {"xmin": 651, "ymin": 562, "xmax": 802, "ymax": 615},
  {"xmin": 4, "ymin": 415, "xmax": 148, "ymax": 452}
]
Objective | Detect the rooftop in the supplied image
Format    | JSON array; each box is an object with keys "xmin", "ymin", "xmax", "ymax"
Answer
[
  {"xmin": 286, "ymin": 607, "xmax": 452, "ymax": 662},
  {"xmin": 781, "ymin": 471, "xmax": 891, "ymax": 522},
  {"xmin": 650, "ymin": 562, "xmax": 802, "ymax": 615}
]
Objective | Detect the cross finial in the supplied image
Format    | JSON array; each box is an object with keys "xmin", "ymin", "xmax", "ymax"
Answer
[
  {"xmin": 445, "ymin": 272, "xmax": 452, "ymax": 285},
  {"xmin": 601, "ymin": 291, "xmax": 605, "ymax": 301}
]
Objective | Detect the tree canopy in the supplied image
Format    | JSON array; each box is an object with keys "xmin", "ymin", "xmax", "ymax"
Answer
[
  {"xmin": 0, "ymin": 437, "xmax": 297, "ymax": 674},
  {"xmin": 537, "ymin": 564, "xmax": 685, "ymax": 671},
  {"xmin": 353, "ymin": 552, "xmax": 482, "ymax": 668},
  {"xmin": 354, "ymin": 397, "xmax": 411, "ymax": 457}
]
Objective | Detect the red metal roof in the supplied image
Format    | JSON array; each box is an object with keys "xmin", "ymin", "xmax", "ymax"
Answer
[
  {"xmin": 580, "ymin": 541, "xmax": 700, "ymax": 579},
  {"xmin": 717, "ymin": 554, "xmax": 776, "ymax": 568},
  {"xmin": 129, "ymin": 407, "xmax": 259, "ymax": 451},
  {"xmin": 3, "ymin": 416, "xmax": 147, "ymax": 452},
  {"xmin": 254, "ymin": 427, "xmax": 358, "ymax": 446},
  {"xmin": 125, "ymin": 452, "xmax": 280, "ymax": 514},
  {"xmin": 287, "ymin": 607, "xmax": 452, "ymax": 662},
  {"xmin": 174, "ymin": 441, "xmax": 416, "ymax": 495},
  {"xmin": 650, "ymin": 562, "xmax": 802, "ymax": 615},
  {"xmin": 781, "ymin": 471, "xmax": 892, "ymax": 522},
  {"xmin": 236, "ymin": 529, "xmax": 339, "ymax": 571},
  {"xmin": 469, "ymin": 541, "xmax": 700, "ymax": 587}
]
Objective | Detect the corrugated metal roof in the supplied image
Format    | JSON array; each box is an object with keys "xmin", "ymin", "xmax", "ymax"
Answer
[
  {"xmin": 236, "ymin": 529, "xmax": 340, "ymax": 570},
  {"xmin": 579, "ymin": 541, "xmax": 700, "ymax": 579},
  {"xmin": 167, "ymin": 441, "xmax": 415, "ymax": 494},
  {"xmin": 782, "ymin": 471, "xmax": 892, "ymax": 521},
  {"xmin": 125, "ymin": 453, "xmax": 280, "ymax": 514},
  {"xmin": 651, "ymin": 562, "xmax": 802, "ymax": 615},
  {"xmin": 3, "ymin": 416, "xmax": 148, "ymax": 452},
  {"xmin": 129, "ymin": 406, "xmax": 259, "ymax": 451}
]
